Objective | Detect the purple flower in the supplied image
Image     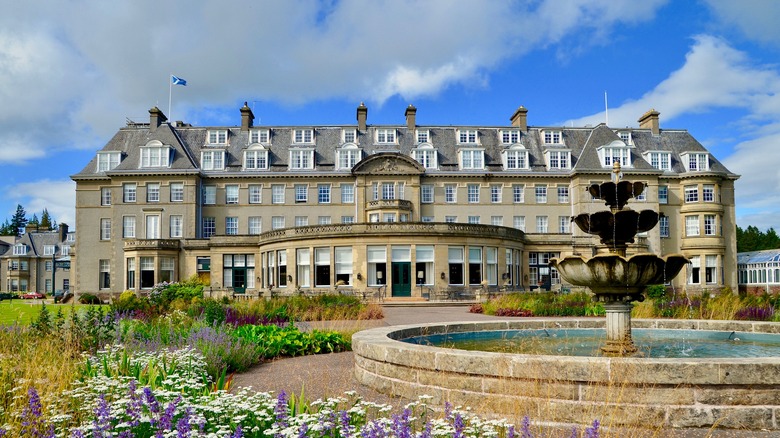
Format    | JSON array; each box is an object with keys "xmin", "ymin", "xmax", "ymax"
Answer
[
  {"xmin": 71, "ymin": 431, "xmax": 85, "ymax": 438},
  {"xmin": 156, "ymin": 395, "xmax": 181, "ymax": 437},
  {"xmin": 339, "ymin": 410, "xmax": 353, "ymax": 436},
  {"xmin": 230, "ymin": 424, "xmax": 243, "ymax": 438},
  {"xmin": 274, "ymin": 390, "xmax": 289, "ymax": 438},
  {"xmin": 297, "ymin": 422, "xmax": 308, "ymax": 438},
  {"xmin": 143, "ymin": 387, "xmax": 161, "ymax": 415},
  {"xmin": 419, "ymin": 421, "xmax": 432, "ymax": 438},
  {"xmin": 20, "ymin": 387, "xmax": 54, "ymax": 438},
  {"xmin": 507, "ymin": 425, "xmax": 515, "ymax": 438},
  {"xmin": 453, "ymin": 413, "xmax": 465, "ymax": 438},
  {"xmin": 176, "ymin": 406, "xmax": 193, "ymax": 438},
  {"xmin": 360, "ymin": 420, "xmax": 386, "ymax": 438},
  {"xmin": 520, "ymin": 416, "xmax": 532, "ymax": 438},
  {"xmin": 444, "ymin": 402, "xmax": 453, "ymax": 420},
  {"xmin": 92, "ymin": 394, "xmax": 112, "ymax": 437},
  {"xmin": 585, "ymin": 419, "xmax": 600, "ymax": 438},
  {"xmin": 391, "ymin": 408, "xmax": 412, "ymax": 438},
  {"xmin": 126, "ymin": 381, "xmax": 142, "ymax": 428}
]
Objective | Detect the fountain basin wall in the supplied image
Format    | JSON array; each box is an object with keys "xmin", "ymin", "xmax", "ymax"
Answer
[{"xmin": 352, "ymin": 319, "xmax": 780, "ymax": 430}]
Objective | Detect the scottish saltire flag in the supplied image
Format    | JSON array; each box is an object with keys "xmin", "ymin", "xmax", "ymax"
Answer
[{"xmin": 171, "ymin": 75, "xmax": 187, "ymax": 86}]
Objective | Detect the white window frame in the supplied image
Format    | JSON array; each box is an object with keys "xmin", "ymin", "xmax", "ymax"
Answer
[
  {"xmin": 376, "ymin": 128, "xmax": 396, "ymax": 144},
  {"xmin": 513, "ymin": 185, "xmax": 525, "ymax": 203},
  {"xmin": 535, "ymin": 185, "xmax": 547, "ymax": 204},
  {"xmin": 416, "ymin": 130, "xmax": 429, "ymax": 143},
  {"xmin": 459, "ymin": 149, "xmax": 484, "ymax": 170},
  {"xmin": 513, "ymin": 216, "xmax": 526, "ymax": 231},
  {"xmin": 546, "ymin": 150, "xmax": 570, "ymax": 170},
  {"xmin": 659, "ymin": 216, "xmax": 670, "ymax": 237},
  {"xmin": 249, "ymin": 184, "xmax": 262, "ymax": 204},
  {"xmin": 170, "ymin": 215, "xmax": 183, "ymax": 238},
  {"xmin": 249, "ymin": 129, "xmax": 270, "ymax": 144},
  {"xmin": 293, "ymin": 129, "xmax": 314, "ymax": 144},
  {"xmin": 500, "ymin": 129, "xmax": 520, "ymax": 144},
  {"xmin": 341, "ymin": 184, "xmax": 355, "ymax": 204},
  {"xmin": 202, "ymin": 185, "xmax": 216, "ymax": 205},
  {"xmin": 272, "ymin": 216, "xmax": 285, "ymax": 230},
  {"xmin": 557, "ymin": 186, "xmax": 569, "ymax": 203},
  {"xmin": 686, "ymin": 215, "xmax": 700, "ymax": 236},
  {"xmin": 467, "ymin": 184, "xmax": 480, "ymax": 203},
  {"xmin": 289, "ymin": 149, "xmax": 314, "ymax": 170},
  {"xmin": 704, "ymin": 215, "xmax": 717, "ymax": 236},
  {"xmin": 342, "ymin": 128, "xmax": 356, "ymax": 144},
  {"xmin": 703, "ymin": 184, "xmax": 715, "ymax": 202},
  {"xmin": 295, "ymin": 184, "xmax": 308, "ymax": 203},
  {"xmin": 13, "ymin": 244, "xmax": 26, "ymax": 256},
  {"xmin": 658, "ymin": 186, "xmax": 668, "ymax": 204},
  {"xmin": 684, "ymin": 185, "xmax": 699, "ymax": 203},
  {"xmin": 225, "ymin": 217, "xmax": 238, "ymax": 235},
  {"xmin": 559, "ymin": 216, "xmax": 570, "ymax": 233},
  {"xmin": 543, "ymin": 130, "xmax": 562, "ymax": 144},
  {"xmin": 100, "ymin": 218, "xmax": 111, "ymax": 240},
  {"xmin": 318, "ymin": 184, "xmax": 331, "ymax": 204},
  {"xmin": 503, "ymin": 147, "xmax": 529, "ymax": 170},
  {"xmin": 145, "ymin": 214, "xmax": 160, "ymax": 239},
  {"xmin": 683, "ymin": 152, "xmax": 709, "ymax": 171},
  {"xmin": 445, "ymin": 184, "xmax": 456, "ymax": 203},
  {"xmin": 202, "ymin": 217, "xmax": 216, "ymax": 238},
  {"xmin": 43, "ymin": 245, "xmax": 55, "ymax": 256},
  {"xmin": 536, "ymin": 216, "xmax": 549, "ymax": 233},
  {"xmin": 244, "ymin": 148, "xmax": 269, "ymax": 170},
  {"xmin": 140, "ymin": 146, "xmax": 172, "ymax": 168},
  {"xmin": 207, "ymin": 130, "xmax": 228, "ymax": 145},
  {"xmin": 101, "ymin": 187, "xmax": 112, "ymax": 206},
  {"xmin": 123, "ymin": 215, "xmax": 136, "ymax": 238},
  {"xmin": 170, "ymin": 183, "xmax": 184, "ymax": 202},
  {"xmin": 412, "ymin": 146, "xmax": 437, "ymax": 169},
  {"xmin": 123, "ymin": 183, "xmax": 137, "ymax": 203},
  {"xmin": 272, "ymin": 185, "xmax": 285, "ymax": 204},
  {"xmin": 337, "ymin": 146, "xmax": 361, "ymax": 170},
  {"xmin": 225, "ymin": 185, "xmax": 239, "ymax": 204},
  {"xmin": 646, "ymin": 151, "xmax": 671, "ymax": 171},
  {"xmin": 201, "ymin": 150, "xmax": 225, "ymax": 171},
  {"xmin": 599, "ymin": 142, "xmax": 631, "ymax": 167},
  {"xmin": 96, "ymin": 152, "xmax": 121, "ymax": 172},
  {"xmin": 421, "ymin": 185, "xmax": 434, "ymax": 204},
  {"xmin": 146, "ymin": 183, "xmax": 160, "ymax": 203},
  {"xmin": 458, "ymin": 129, "xmax": 478, "ymax": 144},
  {"xmin": 248, "ymin": 217, "xmax": 262, "ymax": 235}
]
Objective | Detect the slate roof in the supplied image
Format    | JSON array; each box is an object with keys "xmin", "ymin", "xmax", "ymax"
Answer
[{"xmin": 0, "ymin": 231, "xmax": 71, "ymax": 259}]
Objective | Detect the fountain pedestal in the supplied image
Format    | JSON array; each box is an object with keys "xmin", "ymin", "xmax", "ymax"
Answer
[{"xmin": 602, "ymin": 300, "xmax": 638, "ymax": 355}]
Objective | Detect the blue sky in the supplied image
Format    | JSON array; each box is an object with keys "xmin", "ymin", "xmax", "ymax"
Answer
[{"xmin": 2, "ymin": 0, "xmax": 780, "ymax": 232}]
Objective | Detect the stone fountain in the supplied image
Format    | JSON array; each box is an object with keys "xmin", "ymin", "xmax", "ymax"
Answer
[{"xmin": 550, "ymin": 162, "xmax": 688, "ymax": 355}]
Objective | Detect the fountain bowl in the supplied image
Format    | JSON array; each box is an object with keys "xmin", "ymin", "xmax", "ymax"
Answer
[
  {"xmin": 572, "ymin": 210, "xmax": 660, "ymax": 245},
  {"xmin": 353, "ymin": 319, "xmax": 780, "ymax": 431}
]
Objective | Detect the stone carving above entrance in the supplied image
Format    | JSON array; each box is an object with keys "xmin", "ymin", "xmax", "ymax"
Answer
[{"xmin": 353, "ymin": 152, "xmax": 424, "ymax": 175}]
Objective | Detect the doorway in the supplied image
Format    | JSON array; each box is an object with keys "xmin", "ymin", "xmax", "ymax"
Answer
[{"xmin": 391, "ymin": 262, "xmax": 411, "ymax": 297}]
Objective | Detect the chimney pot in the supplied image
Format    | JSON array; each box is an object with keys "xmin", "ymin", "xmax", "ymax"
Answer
[
  {"xmin": 510, "ymin": 105, "xmax": 528, "ymax": 131},
  {"xmin": 405, "ymin": 104, "xmax": 417, "ymax": 131},
  {"xmin": 240, "ymin": 102, "xmax": 254, "ymax": 131},
  {"xmin": 149, "ymin": 107, "xmax": 168, "ymax": 132},
  {"xmin": 357, "ymin": 102, "xmax": 368, "ymax": 131},
  {"xmin": 638, "ymin": 109, "xmax": 660, "ymax": 135}
]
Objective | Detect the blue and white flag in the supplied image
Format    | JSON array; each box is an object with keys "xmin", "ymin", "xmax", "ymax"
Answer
[{"xmin": 171, "ymin": 75, "xmax": 187, "ymax": 86}]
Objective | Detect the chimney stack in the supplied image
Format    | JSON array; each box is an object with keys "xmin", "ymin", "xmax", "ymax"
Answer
[
  {"xmin": 149, "ymin": 107, "xmax": 168, "ymax": 132},
  {"xmin": 357, "ymin": 102, "xmax": 368, "ymax": 131},
  {"xmin": 638, "ymin": 109, "xmax": 660, "ymax": 135},
  {"xmin": 405, "ymin": 104, "xmax": 417, "ymax": 131},
  {"xmin": 510, "ymin": 106, "xmax": 528, "ymax": 131},
  {"xmin": 58, "ymin": 223, "xmax": 69, "ymax": 242},
  {"xmin": 240, "ymin": 102, "xmax": 254, "ymax": 131}
]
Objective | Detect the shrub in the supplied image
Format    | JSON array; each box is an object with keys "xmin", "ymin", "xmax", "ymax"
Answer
[
  {"xmin": 645, "ymin": 284, "xmax": 667, "ymax": 301},
  {"xmin": 469, "ymin": 303, "xmax": 483, "ymax": 314},
  {"xmin": 78, "ymin": 293, "xmax": 101, "ymax": 305},
  {"xmin": 494, "ymin": 308, "xmax": 533, "ymax": 317},
  {"xmin": 112, "ymin": 290, "xmax": 149, "ymax": 313},
  {"xmin": 735, "ymin": 306, "xmax": 775, "ymax": 321}
]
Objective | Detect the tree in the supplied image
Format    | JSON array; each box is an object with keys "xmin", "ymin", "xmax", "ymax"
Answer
[
  {"xmin": 27, "ymin": 214, "xmax": 39, "ymax": 232},
  {"xmin": 0, "ymin": 219, "xmax": 14, "ymax": 236},
  {"xmin": 40, "ymin": 209, "xmax": 53, "ymax": 231},
  {"xmin": 737, "ymin": 225, "xmax": 780, "ymax": 252},
  {"xmin": 10, "ymin": 204, "xmax": 27, "ymax": 237}
]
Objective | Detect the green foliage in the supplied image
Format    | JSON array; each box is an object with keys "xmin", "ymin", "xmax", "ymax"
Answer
[
  {"xmin": 645, "ymin": 285, "xmax": 668, "ymax": 301},
  {"xmin": 480, "ymin": 292, "xmax": 605, "ymax": 317},
  {"xmin": 244, "ymin": 293, "xmax": 372, "ymax": 322},
  {"xmin": 737, "ymin": 225, "xmax": 780, "ymax": 252},
  {"xmin": 112, "ymin": 291, "xmax": 149, "ymax": 314},
  {"xmin": 233, "ymin": 324, "xmax": 350, "ymax": 359},
  {"xmin": 148, "ymin": 276, "xmax": 205, "ymax": 311},
  {"xmin": 39, "ymin": 208, "xmax": 53, "ymax": 231},
  {"xmin": 11, "ymin": 204, "xmax": 27, "ymax": 237},
  {"xmin": 201, "ymin": 298, "xmax": 226, "ymax": 325},
  {"xmin": 79, "ymin": 293, "xmax": 101, "ymax": 305}
]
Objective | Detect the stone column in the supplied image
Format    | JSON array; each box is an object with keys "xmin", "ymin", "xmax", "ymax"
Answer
[{"xmin": 601, "ymin": 300, "xmax": 637, "ymax": 355}]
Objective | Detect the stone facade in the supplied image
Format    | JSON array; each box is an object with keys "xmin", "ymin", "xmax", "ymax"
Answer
[
  {"xmin": 0, "ymin": 225, "xmax": 74, "ymax": 294},
  {"xmin": 70, "ymin": 103, "xmax": 738, "ymax": 298}
]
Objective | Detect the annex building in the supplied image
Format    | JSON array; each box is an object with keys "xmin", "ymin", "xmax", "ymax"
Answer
[{"xmin": 71, "ymin": 103, "xmax": 738, "ymax": 299}]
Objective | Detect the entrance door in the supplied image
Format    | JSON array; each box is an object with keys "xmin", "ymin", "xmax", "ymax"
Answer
[{"xmin": 391, "ymin": 262, "xmax": 411, "ymax": 297}]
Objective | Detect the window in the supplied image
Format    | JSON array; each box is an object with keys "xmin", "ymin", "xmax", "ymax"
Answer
[
  {"xmin": 684, "ymin": 186, "xmax": 699, "ymax": 203},
  {"xmin": 223, "ymin": 254, "xmax": 255, "ymax": 290},
  {"xmin": 617, "ymin": 131, "xmax": 632, "ymax": 145},
  {"xmin": 202, "ymin": 186, "xmax": 216, "ymax": 205},
  {"xmin": 224, "ymin": 185, "xmax": 239, "ymax": 204},
  {"xmin": 96, "ymin": 152, "xmax": 121, "ymax": 172},
  {"xmin": 289, "ymin": 149, "xmax": 314, "ymax": 170},
  {"xmin": 342, "ymin": 128, "xmax": 356, "ymax": 143},
  {"xmin": 416, "ymin": 130, "xmax": 429, "ymax": 143},
  {"xmin": 421, "ymin": 185, "xmax": 433, "ymax": 204},
  {"xmin": 535, "ymin": 185, "xmax": 547, "ymax": 203},
  {"xmin": 460, "ymin": 149, "xmax": 484, "ymax": 169},
  {"xmin": 704, "ymin": 215, "xmax": 717, "ymax": 236},
  {"xmin": 335, "ymin": 247, "xmax": 353, "ymax": 285},
  {"xmin": 249, "ymin": 129, "xmax": 269, "ymax": 144},
  {"xmin": 445, "ymin": 184, "xmax": 456, "ymax": 203},
  {"xmin": 558, "ymin": 216, "xmax": 570, "ymax": 233},
  {"xmin": 295, "ymin": 216, "xmax": 309, "ymax": 227},
  {"xmin": 272, "ymin": 216, "xmax": 285, "ymax": 230},
  {"xmin": 384, "ymin": 213, "xmax": 397, "ymax": 223},
  {"xmin": 297, "ymin": 249, "xmax": 311, "ymax": 288},
  {"xmin": 543, "ymin": 130, "xmax": 562, "ymax": 144},
  {"xmin": 145, "ymin": 215, "xmax": 160, "ymax": 239},
  {"xmin": 318, "ymin": 216, "xmax": 332, "ymax": 225},
  {"xmin": 514, "ymin": 216, "xmax": 526, "ymax": 231},
  {"xmin": 101, "ymin": 187, "xmax": 112, "ymax": 206},
  {"xmin": 486, "ymin": 247, "xmax": 498, "ymax": 286},
  {"xmin": 140, "ymin": 147, "xmax": 171, "ymax": 168},
  {"xmin": 448, "ymin": 247, "xmax": 464, "ymax": 285},
  {"xmin": 123, "ymin": 216, "xmax": 135, "ymax": 238},
  {"xmin": 547, "ymin": 150, "xmax": 570, "ymax": 169},
  {"xmin": 315, "ymin": 247, "xmax": 331, "ymax": 287},
  {"xmin": 656, "ymin": 215, "xmax": 669, "ymax": 237},
  {"xmin": 294, "ymin": 129, "xmax": 314, "ymax": 143},
  {"xmin": 341, "ymin": 216, "xmax": 354, "ymax": 224},
  {"xmin": 244, "ymin": 149, "xmax": 269, "ymax": 170},
  {"xmin": 159, "ymin": 257, "xmax": 175, "ymax": 283},
  {"xmin": 295, "ymin": 184, "xmax": 308, "ymax": 203},
  {"xmin": 491, "ymin": 185, "xmax": 501, "ymax": 203},
  {"xmin": 367, "ymin": 246, "xmax": 387, "ymax": 286},
  {"xmin": 468, "ymin": 216, "xmax": 480, "ymax": 224},
  {"xmin": 249, "ymin": 184, "xmax": 262, "ymax": 204},
  {"xmin": 207, "ymin": 130, "xmax": 228, "ymax": 145},
  {"xmin": 170, "ymin": 215, "xmax": 183, "ymax": 238},
  {"xmin": 272, "ymin": 185, "xmax": 285, "ymax": 204},
  {"xmin": 558, "ymin": 186, "xmax": 569, "ymax": 203},
  {"xmin": 467, "ymin": 184, "xmax": 480, "ymax": 203},
  {"xmin": 658, "ymin": 186, "xmax": 668, "ymax": 204},
  {"xmin": 536, "ymin": 216, "xmax": 549, "ymax": 233},
  {"xmin": 376, "ymin": 129, "xmax": 396, "ymax": 143},
  {"xmin": 99, "ymin": 260, "xmax": 110, "ymax": 289},
  {"xmin": 337, "ymin": 148, "xmax": 361, "ymax": 170},
  {"xmin": 123, "ymin": 183, "xmax": 137, "ymax": 203},
  {"xmin": 318, "ymin": 184, "xmax": 331, "ymax": 203},
  {"xmin": 248, "ymin": 217, "xmax": 262, "ymax": 235},
  {"xmin": 415, "ymin": 246, "xmax": 434, "ymax": 286},
  {"xmin": 226, "ymin": 217, "xmax": 238, "ymax": 235},
  {"xmin": 504, "ymin": 148, "xmax": 529, "ymax": 170},
  {"xmin": 13, "ymin": 244, "xmax": 26, "ymax": 256},
  {"xmin": 706, "ymin": 255, "xmax": 718, "ymax": 284},
  {"xmin": 684, "ymin": 153, "xmax": 709, "ymax": 171},
  {"xmin": 647, "ymin": 152, "xmax": 671, "ymax": 171},
  {"xmin": 341, "ymin": 184, "xmax": 354, "ymax": 203},
  {"xmin": 100, "ymin": 218, "xmax": 111, "ymax": 240},
  {"xmin": 67, "ymin": 233, "xmax": 75, "ymax": 242},
  {"xmin": 689, "ymin": 256, "xmax": 700, "ymax": 284},
  {"xmin": 43, "ymin": 245, "xmax": 55, "ymax": 256},
  {"xmin": 45, "ymin": 260, "xmax": 53, "ymax": 271},
  {"xmin": 369, "ymin": 213, "xmax": 380, "ymax": 223},
  {"xmin": 468, "ymin": 247, "xmax": 482, "ymax": 285},
  {"xmin": 500, "ymin": 129, "xmax": 520, "ymax": 144},
  {"xmin": 147, "ymin": 183, "xmax": 160, "ymax": 202},
  {"xmin": 202, "ymin": 217, "xmax": 215, "ymax": 238},
  {"xmin": 601, "ymin": 146, "xmax": 631, "ymax": 167},
  {"xmin": 513, "ymin": 185, "xmax": 524, "ymax": 203},
  {"xmin": 686, "ymin": 215, "xmax": 700, "ymax": 236},
  {"xmin": 126, "ymin": 258, "xmax": 135, "ymax": 289},
  {"xmin": 419, "ymin": 216, "xmax": 432, "ymax": 222},
  {"xmin": 703, "ymin": 184, "xmax": 715, "ymax": 202},
  {"xmin": 372, "ymin": 182, "xmax": 379, "ymax": 201},
  {"xmin": 201, "ymin": 150, "xmax": 225, "ymax": 170},
  {"xmin": 382, "ymin": 183, "xmax": 395, "ymax": 200},
  {"xmin": 491, "ymin": 216, "xmax": 503, "ymax": 226},
  {"xmin": 412, "ymin": 148, "xmax": 437, "ymax": 168},
  {"xmin": 170, "ymin": 183, "xmax": 184, "ymax": 202},
  {"xmin": 458, "ymin": 129, "xmax": 478, "ymax": 144}
]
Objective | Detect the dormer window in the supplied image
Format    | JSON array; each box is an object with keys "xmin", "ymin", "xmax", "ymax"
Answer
[
  {"xmin": 207, "ymin": 130, "xmax": 228, "ymax": 145},
  {"xmin": 458, "ymin": 129, "xmax": 478, "ymax": 144},
  {"xmin": 645, "ymin": 151, "xmax": 671, "ymax": 171},
  {"xmin": 545, "ymin": 150, "xmax": 571, "ymax": 170},
  {"xmin": 376, "ymin": 128, "xmax": 396, "ymax": 144},
  {"xmin": 598, "ymin": 141, "xmax": 631, "ymax": 167},
  {"xmin": 293, "ymin": 129, "xmax": 314, "ymax": 144},
  {"xmin": 61, "ymin": 245, "xmax": 70, "ymax": 255},
  {"xmin": 411, "ymin": 145, "xmax": 438, "ymax": 169},
  {"xmin": 249, "ymin": 129, "xmax": 270, "ymax": 144},
  {"xmin": 201, "ymin": 150, "xmax": 225, "ymax": 171},
  {"xmin": 337, "ymin": 145, "xmax": 361, "ymax": 170},
  {"xmin": 682, "ymin": 152, "xmax": 709, "ymax": 171},
  {"xmin": 96, "ymin": 152, "xmax": 121, "ymax": 172},
  {"xmin": 416, "ymin": 130, "xmax": 429, "ymax": 143},
  {"xmin": 244, "ymin": 146, "xmax": 269, "ymax": 170},
  {"xmin": 140, "ymin": 142, "xmax": 173, "ymax": 168},
  {"xmin": 500, "ymin": 129, "xmax": 520, "ymax": 144},
  {"xmin": 289, "ymin": 148, "xmax": 314, "ymax": 170},
  {"xmin": 43, "ymin": 245, "xmax": 55, "ymax": 256},
  {"xmin": 342, "ymin": 128, "xmax": 357, "ymax": 144},
  {"xmin": 13, "ymin": 244, "xmax": 26, "ymax": 256},
  {"xmin": 502, "ymin": 145, "xmax": 529, "ymax": 170},
  {"xmin": 616, "ymin": 131, "xmax": 633, "ymax": 145},
  {"xmin": 543, "ymin": 130, "xmax": 563, "ymax": 144},
  {"xmin": 459, "ymin": 148, "xmax": 484, "ymax": 170}
]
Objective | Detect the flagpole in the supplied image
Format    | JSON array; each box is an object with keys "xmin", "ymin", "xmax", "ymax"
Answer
[{"xmin": 168, "ymin": 74, "xmax": 173, "ymax": 123}]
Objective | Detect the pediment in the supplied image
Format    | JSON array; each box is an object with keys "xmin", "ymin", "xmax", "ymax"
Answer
[{"xmin": 353, "ymin": 153, "xmax": 425, "ymax": 175}]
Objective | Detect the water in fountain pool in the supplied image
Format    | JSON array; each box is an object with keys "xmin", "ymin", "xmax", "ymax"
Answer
[{"xmin": 404, "ymin": 328, "xmax": 780, "ymax": 358}]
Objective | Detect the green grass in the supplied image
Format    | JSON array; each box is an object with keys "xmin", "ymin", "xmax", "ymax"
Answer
[{"xmin": 0, "ymin": 300, "xmax": 109, "ymax": 325}]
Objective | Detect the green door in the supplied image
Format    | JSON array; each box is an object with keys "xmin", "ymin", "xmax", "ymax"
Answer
[{"xmin": 391, "ymin": 262, "xmax": 411, "ymax": 297}]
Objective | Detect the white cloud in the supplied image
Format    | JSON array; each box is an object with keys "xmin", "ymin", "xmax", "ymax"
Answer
[
  {"xmin": 705, "ymin": 0, "xmax": 780, "ymax": 46},
  {"xmin": 7, "ymin": 180, "xmax": 76, "ymax": 228}
]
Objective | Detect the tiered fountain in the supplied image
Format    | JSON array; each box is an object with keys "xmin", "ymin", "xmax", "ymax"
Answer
[{"xmin": 550, "ymin": 162, "xmax": 688, "ymax": 355}]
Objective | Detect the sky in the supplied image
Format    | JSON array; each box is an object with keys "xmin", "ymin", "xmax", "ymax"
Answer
[{"xmin": 2, "ymin": 0, "xmax": 780, "ymax": 232}]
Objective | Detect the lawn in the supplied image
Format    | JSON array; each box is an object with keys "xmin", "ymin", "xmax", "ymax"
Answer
[{"xmin": 0, "ymin": 300, "xmax": 108, "ymax": 325}]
